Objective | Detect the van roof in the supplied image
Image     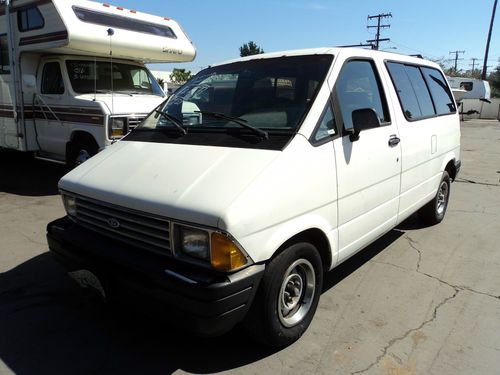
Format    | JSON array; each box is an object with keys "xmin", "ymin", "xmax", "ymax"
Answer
[{"xmin": 211, "ymin": 47, "xmax": 441, "ymax": 70}]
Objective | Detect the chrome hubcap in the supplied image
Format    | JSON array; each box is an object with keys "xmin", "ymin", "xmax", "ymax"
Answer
[
  {"xmin": 278, "ymin": 259, "xmax": 315, "ymax": 327},
  {"xmin": 437, "ymin": 181, "xmax": 449, "ymax": 215}
]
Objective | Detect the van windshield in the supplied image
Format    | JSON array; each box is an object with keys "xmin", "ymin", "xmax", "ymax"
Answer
[
  {"xmin": 137, "ymin": 55, "xmax": 333, "ymax": 133},
  {"xmin": 66, "ymin": 60, "xmax": 164, "ymax": 96}
]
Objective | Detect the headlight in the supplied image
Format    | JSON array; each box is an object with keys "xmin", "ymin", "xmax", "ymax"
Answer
[
  {"xmin": 176, "ymin": 225, "xmax": 210, "ymax": 261},
  {"xmin": 109, "ymin": 118, "xmax": 126, "ymax": 138},
  {"xmin": 175, "ymin": 225, "xmax": 249, "ymax": 272},
  {"xmin": 62, "ymin": 194, "xmax": 77, "ymax": 216}
]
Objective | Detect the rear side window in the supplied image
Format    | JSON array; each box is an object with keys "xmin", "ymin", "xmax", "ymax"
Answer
[
  {"xmin": 0, "ymin": 35, "xmax": 9, "ymax": 74},
  {"xmin": 421, "ymin": 67, "xmax": 456, "ymax": 115},
  {"xmin": 335, "ymin": 60, "xmax": 390, "ymax": 130},
  {"xmin": 18, "ymin": 6, "xmax": 45, "ymax": 32},
  {"xmin": 41, "ymin": 62, "xmax": 65, "ymax": 95},
  {"xmin": 386, "ymin": 62, "xmax": 456, "ymax": 121},
  {"xmin": 405, "ymin": 66, "xmax": 435, "ymax": 118}
]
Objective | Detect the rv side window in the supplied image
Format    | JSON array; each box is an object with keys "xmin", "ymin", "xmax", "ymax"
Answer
[
  {"xmin": 0, "ymin": 35, "xmax": 9, "ymax": 74},
  {"xmin": 421, "ymin": 67, "xmax": 456, "ymax": 115},
  {"xmin": 335, "ymin": 60, "xmax": 390, "ymax": 130},
  {"xmin": 18, "ymin": 6, "xmax": 45, "ymax": 32},
  {"xmin": 41, "ymin": 63, "xmax": 65, "ymax": 95},
  {"xmin": 73, "ymin": 7, "xmax": 177, "ymax": 39},
  {"xmin": 460, "ymin": 82, "xmax": 473, "ymax": 91}
]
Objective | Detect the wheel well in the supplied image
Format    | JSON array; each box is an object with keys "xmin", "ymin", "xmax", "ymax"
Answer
[
  {"xmin": 445, "ymin": 159, "xmax": 457, "ymax": 181},
  {"xmin": 273, "ymin": 229, "xmax": 332, "ymax": 272},
  {"xmin": 69, "ymin": 131, "xmax": 98, "ymax": 148}
]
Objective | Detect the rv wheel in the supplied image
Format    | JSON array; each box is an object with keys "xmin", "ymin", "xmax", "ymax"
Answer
[
  {"xmin": 244, "ymin": 242, "xmax": 323, "ymax": 347},
  {"xmin": 66, "ymin": 138, "xmax": 98, "ymax": 169}
]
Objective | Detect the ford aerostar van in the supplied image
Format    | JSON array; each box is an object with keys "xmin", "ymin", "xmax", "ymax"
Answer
[{"xmin": 47, "ymin": 48, "xmax": 461, "ymax": 347}]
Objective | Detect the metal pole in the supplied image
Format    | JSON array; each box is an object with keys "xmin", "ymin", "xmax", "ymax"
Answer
[
  {"xmin": 482, "ymin": 0, "xmax": 498, "ymax": 80},
  {"xmin": 4, "ymin": 0, "xmax": 19, "ymax": 124}
]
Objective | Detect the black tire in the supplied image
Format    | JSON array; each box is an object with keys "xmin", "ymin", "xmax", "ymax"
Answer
[
  {"xmin": 66, "ymin": 138, "xmax": 98, "ymax": 169},
  {"xmin": 244, "ymin": 242, "xmax": 323, "ymax": 347},
  {"xmin": 418, "ymin": 171, "xmax": 451, "ymax": 225}
]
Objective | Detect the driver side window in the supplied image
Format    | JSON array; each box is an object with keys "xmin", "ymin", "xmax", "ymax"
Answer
[{"xmin": 335, "ymin": 60, "xmax": 390, "ymax": 130}]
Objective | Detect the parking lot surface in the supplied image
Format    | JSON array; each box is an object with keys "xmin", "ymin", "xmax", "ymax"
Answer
[{"xmin": 1, "ymin": 119, "xmax": 499, "ymax": 375}]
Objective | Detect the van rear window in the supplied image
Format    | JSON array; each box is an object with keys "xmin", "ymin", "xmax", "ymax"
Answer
[{"xmin": 73, "ymin": 7, "xmax": 177, "ymax": 39}]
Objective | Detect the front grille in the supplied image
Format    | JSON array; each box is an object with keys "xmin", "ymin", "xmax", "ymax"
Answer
[
  {"xmin": 127, "ymin": 116, "xmax": 146, "ymax": 131},
  {"xmin": 73, "ymin": 195, "xmax": 172, "ymax": 256}
]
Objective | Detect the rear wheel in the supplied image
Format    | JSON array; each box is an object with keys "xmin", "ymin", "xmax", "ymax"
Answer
[
  {"xmin": 418, "ymin": 171, "xmax": 451, "ymax": 225},
  {"xmin": 244, "ymin": 242, "xmax": 323, "ymax": 347}
]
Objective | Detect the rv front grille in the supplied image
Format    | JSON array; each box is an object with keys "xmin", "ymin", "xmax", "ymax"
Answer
[
  {"xmin": 73, "ymin": 195, "xmax": 172, "ymax": 256},
  {"xmin": 127, "ymin": 116, "xmax": 146, "ymax": 130}
]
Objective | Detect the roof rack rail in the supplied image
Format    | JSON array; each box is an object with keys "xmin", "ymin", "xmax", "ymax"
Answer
[{"xmin": 409, "ymin": 54, "xmax": 424, "ymax": 59}]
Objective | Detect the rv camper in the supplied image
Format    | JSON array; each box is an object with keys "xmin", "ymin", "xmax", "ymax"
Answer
[
  {"xmin": 447, "ymin": 76, "xmax": 491, "ymax": 102},
  {"xmin": 0, "ymin": 0, "xmax": 196, "ymax": 165}
]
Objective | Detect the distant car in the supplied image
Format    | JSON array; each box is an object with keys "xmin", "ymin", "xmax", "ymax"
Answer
[{"xmin": 48, "ymin": 47, "xmax": 461, "ymax": 347}]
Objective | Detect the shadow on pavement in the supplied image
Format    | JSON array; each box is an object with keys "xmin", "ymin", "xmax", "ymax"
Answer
[
  {"xmin": 0, "ymin": 226, "xmax": 410, "ymax": 374},
  {"xmin": 0, "ymin": 150, "xmax": 66, "ymax": 196}
]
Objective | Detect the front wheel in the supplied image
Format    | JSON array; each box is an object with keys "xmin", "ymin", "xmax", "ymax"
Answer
[
  {"xmin": 418, "ymin": 171, "xmax": 451, "ymax": 225},
  {"xmin": 244, "ymin": 242, "xmax": 323, "ymax": 347}
]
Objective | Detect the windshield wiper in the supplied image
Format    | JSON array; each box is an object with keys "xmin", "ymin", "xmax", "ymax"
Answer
[
  {"xmin": 195, "ymin": 111, "xmax": 269, "ymax": 140},
  {"xmin": 154, "ymin": 110, "xmax": 187, "ymax": 135}
]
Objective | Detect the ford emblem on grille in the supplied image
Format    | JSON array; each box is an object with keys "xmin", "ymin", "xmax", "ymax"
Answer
[{"xmin": 106, "ymin": 218, "xmax": 121, "ymax": 229}]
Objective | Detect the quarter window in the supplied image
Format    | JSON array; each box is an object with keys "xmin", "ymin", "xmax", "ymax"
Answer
[
  {"xmin": 335, "ymin": 60, "xmax": 390, "ymax": 130},
  {"xmin": 18, "ymin": 6, "xmax": 45, "ymax": 32},
  {"xmin": 41, "ymin": 63, "xmax": 65, "ymax": 95},
  {"xmin": 405, "ymin": 65, "xmax": 435, "ymax": 118},
  {"xmin": 313, "ymin": 103, "xmax": 336, "ymax": 142},
  {"xmin": 421, "ymin": 67, "xmax": 456, "ymax": 115}
]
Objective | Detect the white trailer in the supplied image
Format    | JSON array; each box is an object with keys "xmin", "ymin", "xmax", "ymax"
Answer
[
  {"xmin": 0, "ymin": 0, "xmax": 196, "ymax": 165},
  {"xmin": 447, "ymin": 76, "xmax": 491, "ymax": 101}
]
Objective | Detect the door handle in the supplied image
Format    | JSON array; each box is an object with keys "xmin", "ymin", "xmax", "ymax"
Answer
[{"xmin": 388, "ymin": 135, "xmax": 400, "ymax": 147}]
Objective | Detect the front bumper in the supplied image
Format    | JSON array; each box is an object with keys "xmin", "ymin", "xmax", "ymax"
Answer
[{"xmin": 47, "ymin": 217, "xmax": 264, "ymax": 336}]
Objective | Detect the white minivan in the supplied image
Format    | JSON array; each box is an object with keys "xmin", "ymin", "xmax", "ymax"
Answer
[{"xmin": 47, "ymin": 48, "xmax": 461, "ymax": 347}]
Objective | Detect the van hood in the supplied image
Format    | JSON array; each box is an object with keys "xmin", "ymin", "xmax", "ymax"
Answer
[
  {"xmin": 59, "ymin": 140, "xmax": 280, "ymax": 228},
  {"xmin": 77, "ymin": 94, "xmax": 165, "ymax": 115}
]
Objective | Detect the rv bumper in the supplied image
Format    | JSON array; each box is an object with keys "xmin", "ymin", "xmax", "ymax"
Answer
[{"xmin": 46, "ymin": 217, "xmax": 264, "ymax": 337}]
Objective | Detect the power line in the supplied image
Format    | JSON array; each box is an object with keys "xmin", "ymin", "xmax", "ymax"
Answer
[
  {"xmin": 449, "ymin": 50, "xmax": 465, "ymax": 70},
  {"xmin": 366, "ymin": 13, "xmax": 392, "ymax": 50}
]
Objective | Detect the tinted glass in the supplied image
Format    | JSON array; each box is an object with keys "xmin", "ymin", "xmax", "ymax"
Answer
[
  {"xmin": 73, "ymin": 7, "xmax": 176, "ymax": 39},
  {"xmin": 405, "ymin": 65, "xmax": 435, "ymax": 118},
  {"xmin": 336, "ymin": 60, "xmax": 389, "ymax": 129},
  {"xmin": 386, "ymin": 62, "xmax": 421, "ymax": 119},
  {"xmin": 139, "ymin": 55, "xmax": 333, "ymax": 130},
  {"xmin": 18, "ymin": 7, "xmax": 44, "ymax": 32},
  {"xmin": 0, "ymin": 35, "xmax": 9, "ymax": 74},
  {"xmin": 41, "ymin": 63, "xmax": 64, "ymax": 95},
  {"xmin": 421, "ymin": 67, "xmax": 456, "ymax": 115},
  {"xmin": 313, "ymin": 103, "xmax": 336, "ymax": 142}
]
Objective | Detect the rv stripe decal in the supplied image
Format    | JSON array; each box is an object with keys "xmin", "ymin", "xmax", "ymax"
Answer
[
  {"xmin": 19, "ymin": 30, "xmax": 68, "ymax": 46},
  {"xmin": 0, "ymin": 104, "xmax": 105, "ymax": 125}
]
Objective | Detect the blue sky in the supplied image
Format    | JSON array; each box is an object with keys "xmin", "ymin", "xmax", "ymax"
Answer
[{"xmin": 114, "ymin": 0, "xmax": 499, "ymax": 74}]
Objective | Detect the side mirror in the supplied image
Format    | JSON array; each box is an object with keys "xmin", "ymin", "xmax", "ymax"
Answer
[
  {"xmin": 347, "ymin": 108, "xmax": 380, "ymax": 142},
  {"xmin": 22, "ymin": 74, "xmax": 37, "ymax": 92}
]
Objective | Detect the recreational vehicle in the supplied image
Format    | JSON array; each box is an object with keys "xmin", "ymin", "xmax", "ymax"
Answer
[
  {"xmin": 447, "ymin": 76, "xmax": 491, "ymax": 102},
  {"xmin": 0, "ymin": 0, "xmax": 195, "ymax": 165}
]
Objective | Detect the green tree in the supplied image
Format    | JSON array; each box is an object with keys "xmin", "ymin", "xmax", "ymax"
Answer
[
  {"xmin": 170, "ymin": 68, "xmax": 192, "ymax": 84},
  {"xmin": 239, "ymin": 41, "xmax": 264, "ymax": 57},
  {"xmin": 488, "ymin": 65, "xmax": 500, "ymax": 98},
  {"xmin": 156, "ymin": 77, "xmax": 165, "ymax": 89}
]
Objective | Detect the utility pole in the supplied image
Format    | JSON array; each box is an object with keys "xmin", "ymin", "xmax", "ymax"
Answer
[
  {"xmin": 449, "ymin": 50, "xmax": 465, "ymax": 71},
  {"xmin": 470, "ymin": 57, "xmax": 480, "ymax": 72},
  {"xmin": 482, "ymin": 0, "xmax": 498, "ymax": 79},
  {"xmin": 366, "ymin": 13, "xmax": 392, "ymax": 50}
]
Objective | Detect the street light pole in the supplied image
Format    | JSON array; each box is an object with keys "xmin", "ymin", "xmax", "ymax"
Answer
[{"xmin": 482, "ymin": 0, "xmax": 498, "ymax": 80}]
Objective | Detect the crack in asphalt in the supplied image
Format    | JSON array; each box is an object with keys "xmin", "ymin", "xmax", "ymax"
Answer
[
  {"xmin": 352, "ymin": 234, "xmax": 500, "ymax": 374},
  {"xmin": 455, "ymin": 178, "xmax": 500, "ymax": 187},
  {"xmin": 351, "ymin": 287, "xmax": 460, "ymax": 375}
]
